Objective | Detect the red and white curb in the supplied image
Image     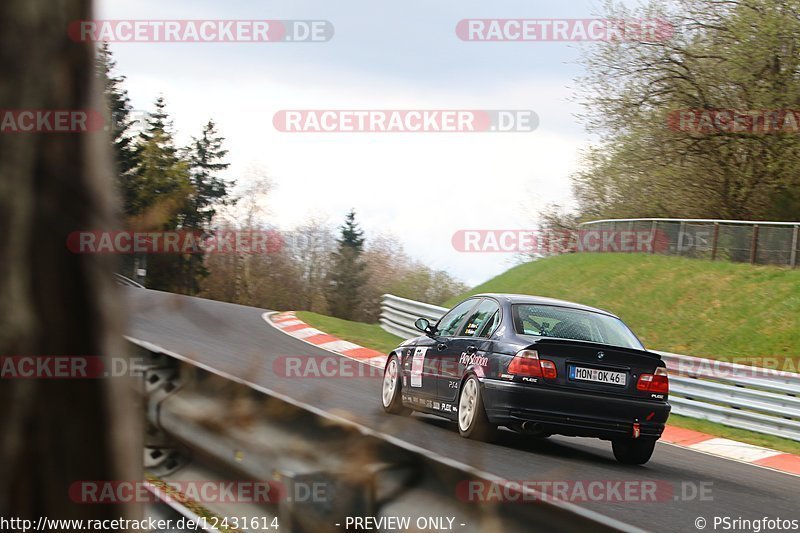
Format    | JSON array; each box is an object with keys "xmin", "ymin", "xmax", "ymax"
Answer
[
  {"xmin": 659, "ymin": 426, "xmax": 800, "ymax": 476},
  {"xmin": 266, "ymin": 311, "xmax": 800, "ymax": 477},
  {"xmin": 265, "ymin": 311, "xmax": 388, "ymax": 369}
]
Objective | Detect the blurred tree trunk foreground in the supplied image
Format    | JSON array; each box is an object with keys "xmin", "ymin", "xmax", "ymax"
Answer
[{"xmin": 0, "ymin": 0, "xmax": 140, "ymax": 526}]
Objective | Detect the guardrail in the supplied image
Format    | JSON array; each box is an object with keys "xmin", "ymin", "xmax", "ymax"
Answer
[
  {"xmin": 115, "ymin": 272, "xmax": 145, "ymax": 288},
  {"xmin": 380, "ymin": 294, "xmax": 800, "ymax": 442},
  {"xmin": 128, "ymin": 334, "xmax": 639, "ymax": 532},
  {"xmin": 579, "ymin": 218, "xmax": 800, "ymax": 267}
]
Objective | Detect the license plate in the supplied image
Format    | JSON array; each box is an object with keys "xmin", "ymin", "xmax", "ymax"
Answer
[{"xmin": 569, "ymin": 366, "xmax": 627, "ymax": 386}]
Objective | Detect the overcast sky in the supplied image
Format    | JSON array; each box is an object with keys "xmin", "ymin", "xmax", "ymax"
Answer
[{"xmin": 95, "ymin": 0, "xmax": 617, "ymax": 286}]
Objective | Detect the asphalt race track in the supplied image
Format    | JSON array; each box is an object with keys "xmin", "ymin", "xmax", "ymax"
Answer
[{"xmin": 126, "ymin": 288, "xmax": 799, "ymax": 532}]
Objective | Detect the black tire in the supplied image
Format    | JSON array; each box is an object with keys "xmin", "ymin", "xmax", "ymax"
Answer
[
  {"xmin": 457, "ymin": 376, "xmax": 497, "ymax": 441},
  {"xmin": 381, "ymin": 355, "xmax": 411, "ymax": 415},
  {"xmin": 612, "ymin": 438, "xmax": 657, "ymax": 465}
]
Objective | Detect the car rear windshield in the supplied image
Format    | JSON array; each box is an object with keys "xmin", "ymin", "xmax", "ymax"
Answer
[{"xmin": 511, "ymin": 304, "xmax": 644, "ymax": 350}]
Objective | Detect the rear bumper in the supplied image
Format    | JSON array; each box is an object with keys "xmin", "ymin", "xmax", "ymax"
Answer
[{"xmin": 482, "ymin": 378, "xmax": 671, "ymax": 440}]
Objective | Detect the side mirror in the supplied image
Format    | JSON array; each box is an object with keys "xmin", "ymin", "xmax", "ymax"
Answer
[{"xmin": 414, "ymin": 318, "xmax": 436, "ymax": 336}]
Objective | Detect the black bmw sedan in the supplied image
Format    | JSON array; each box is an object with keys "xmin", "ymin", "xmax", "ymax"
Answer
[{"xmin": 380, "ymin": 293, "xmax": 671, "ymax": 464}]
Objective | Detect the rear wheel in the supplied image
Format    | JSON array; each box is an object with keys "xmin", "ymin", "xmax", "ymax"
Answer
[
  {"xmin": 457, "ymin": 376, "xmax": 497, "ymax": 441},
  {"xmin": 612, "ymin": 438, "xmax": 656, "ymax": 465},
  {"xmin": 381, "ymin": 355, "xmax": 411, "ymax": 415}
]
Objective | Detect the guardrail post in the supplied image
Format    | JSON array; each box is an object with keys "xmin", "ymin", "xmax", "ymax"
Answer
[
  {"xmin": 711, "ymin": 222, "xmax": 720, "ymax": 260},
  {"xmin": 650, "ymin": 220, "xmax": 658, "ymax": 254},
  {"xmin": 791, "ymin": 225, "xmax": 798, "ymax": 268},
  {"xmin": 750, "ymin": 225, "xmax": 759, "ymax": 264},
  {"xmin": 677, "ymin": 221, "xmax": 686, "ymax": 254},
  {"xmin": 627, "ymin": 220, "xmax": 634, "ymax": 254},
  {"xmin": 135, "ymin": 346, "xmax": 187, "ymax": 475}
]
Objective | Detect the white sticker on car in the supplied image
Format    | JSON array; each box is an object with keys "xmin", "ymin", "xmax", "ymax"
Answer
[{"xmin": 410, "ymin": 347, "xmax": 427, "ymax": 387}]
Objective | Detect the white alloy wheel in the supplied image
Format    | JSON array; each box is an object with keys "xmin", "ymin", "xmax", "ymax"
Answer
[
  {"xmin": 382, "ymin": 358, "xmax": 399, "ymax": 407},
  {"xmin": 458, "ymin": 378, "xmax": 478, "ymax": 431}
]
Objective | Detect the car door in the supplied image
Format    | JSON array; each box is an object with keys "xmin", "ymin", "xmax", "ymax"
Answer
[
  {"xmin": 408, "ymin": 298, "xmax": 480, "ymax": 410},
  {"xmin": 437, "ymin": 298, "xmax": 501, "ymax": 405}
]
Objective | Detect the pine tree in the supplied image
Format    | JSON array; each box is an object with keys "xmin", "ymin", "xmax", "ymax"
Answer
[
  {"xmin": 130, "ymin": 96, "xmax": 191, "ymax": 218},
  {"xmin": 95, "ymin": 43, "xmax": 138, "ymax": 200},
  {"xmin": 95, "ymin": 43, "xmax": 141, "ymax": 280},
  {"xmin": 131, "ymin": 96, "xmax": 192, "ymax": 291},
  {"xmin": 184, "ymin": 120, "xmax": 233, "ymax": 229},
  {"xmin": 178, "ymin": 120, "xmax": 234, "ymax": 294},
  {"xmin": 326, "ymin": 209, "xmax": 367, "ymax": 320}
]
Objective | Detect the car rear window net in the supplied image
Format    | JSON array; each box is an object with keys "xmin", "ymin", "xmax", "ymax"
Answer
[{"xmin": 511, "ymin": 304, "xmax": 644, "ymax": 350}]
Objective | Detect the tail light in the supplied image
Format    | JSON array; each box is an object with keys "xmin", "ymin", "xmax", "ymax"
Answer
[
  {"xmin": 637, "ymin": 367, "xmax": 669, "ymax": 394},
  {"xmin": 540, "ymin": 360, "xmax": 558, "ymax": 379},
  {"xmin": 651, "ymin": 367, "xmax": 669, "ymax": 393},
  {"xmin": 508, "ymin": 349, "xmax": 558, "ymax": 379}
]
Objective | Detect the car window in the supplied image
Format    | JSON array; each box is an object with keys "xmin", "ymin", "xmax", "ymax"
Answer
[
  {"xmin": 511, "ymin": 304, "xmax": 644, "ymax": 350},
  {"xmin": 459, "ymin": 299, "xmax": 500, "ymax": 337},
  {"xmin": 437, "ymin": 299, "xmax": 479, "ymax": 336},
  {"xmin": 477, "ymin": 310, "xmax": 500, "ymax": 338}
]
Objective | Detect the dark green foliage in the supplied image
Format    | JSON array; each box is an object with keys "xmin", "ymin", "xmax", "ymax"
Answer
[{"xmin": 326, "ymin": 210, "xmax": 367, "ymax": 320}]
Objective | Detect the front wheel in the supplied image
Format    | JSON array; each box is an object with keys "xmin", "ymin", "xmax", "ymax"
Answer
[
  {"xmin": 381, "ymin": 355, "xmax": 411, "ymax": 415},
  {"xmin": 612, "ymin": 438, "xmax": 657, "ymax": 465},
  {"xmin": 457, "ymin": 376, "xmax": 497, "ymax": 441}
]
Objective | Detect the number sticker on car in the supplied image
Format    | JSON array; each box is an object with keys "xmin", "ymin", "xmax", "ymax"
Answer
[
  {"xmin": 569, "ymin": 366, "xmax": 627, "ymax": 386},
  {"xmin": 410, "ymin": 347, "xmax": 427, "ymax": 387}
]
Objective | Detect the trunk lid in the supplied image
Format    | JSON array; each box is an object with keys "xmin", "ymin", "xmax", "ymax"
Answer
[{"xmin": 526, "ymin": 338, "xmax": 667, "ymax": 400}]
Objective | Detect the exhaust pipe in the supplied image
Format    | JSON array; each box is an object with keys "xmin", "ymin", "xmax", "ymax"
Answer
[{"xmin": 521, "ymin": 421, "xmax": 541, "ymax": 432}]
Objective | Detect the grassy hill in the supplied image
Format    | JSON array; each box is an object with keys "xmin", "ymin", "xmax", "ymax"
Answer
[
  {"xmin": 295, "ymin": 311, "xmax": 403, "ymax": 354},
  {"xmin": 448, "ymin": 253, "xmax": 800, "ymax": 365}
]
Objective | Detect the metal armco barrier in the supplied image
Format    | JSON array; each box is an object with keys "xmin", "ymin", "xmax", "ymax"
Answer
[
  {"xmin": 127, "ymin": 336, "xmax": 640, "ymax": 533},
  {"xmin": 115, "ymin": 272, "xmax": 145, "ymax": 288},
  {"xmin": 379, "ymin": 294, "xmax": 447, "ymax": 339},
  {"xmin": 380, "ymin": 294, "xmax": 800, "ymax": 442}
]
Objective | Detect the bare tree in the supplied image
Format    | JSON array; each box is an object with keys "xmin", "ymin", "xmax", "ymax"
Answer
[
  {"xmin": 359, "ymin": 235, "xmax": 409, "ymax": 321},
  {"xmin": 574, "ymin": 0, "xmax": 800, "ymax": 220},
  {"xmin": 359, "ymin": 235, "xmax": 469, "ymax": 321},
  {"xmin": 287, "ymin": 218, "xmax": 336, "ymax": 312}
]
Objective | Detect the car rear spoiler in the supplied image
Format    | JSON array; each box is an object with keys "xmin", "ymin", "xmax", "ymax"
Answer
[{"xmin": 529, "ymin": 338, "xmax": 663, "ymax": 360}]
